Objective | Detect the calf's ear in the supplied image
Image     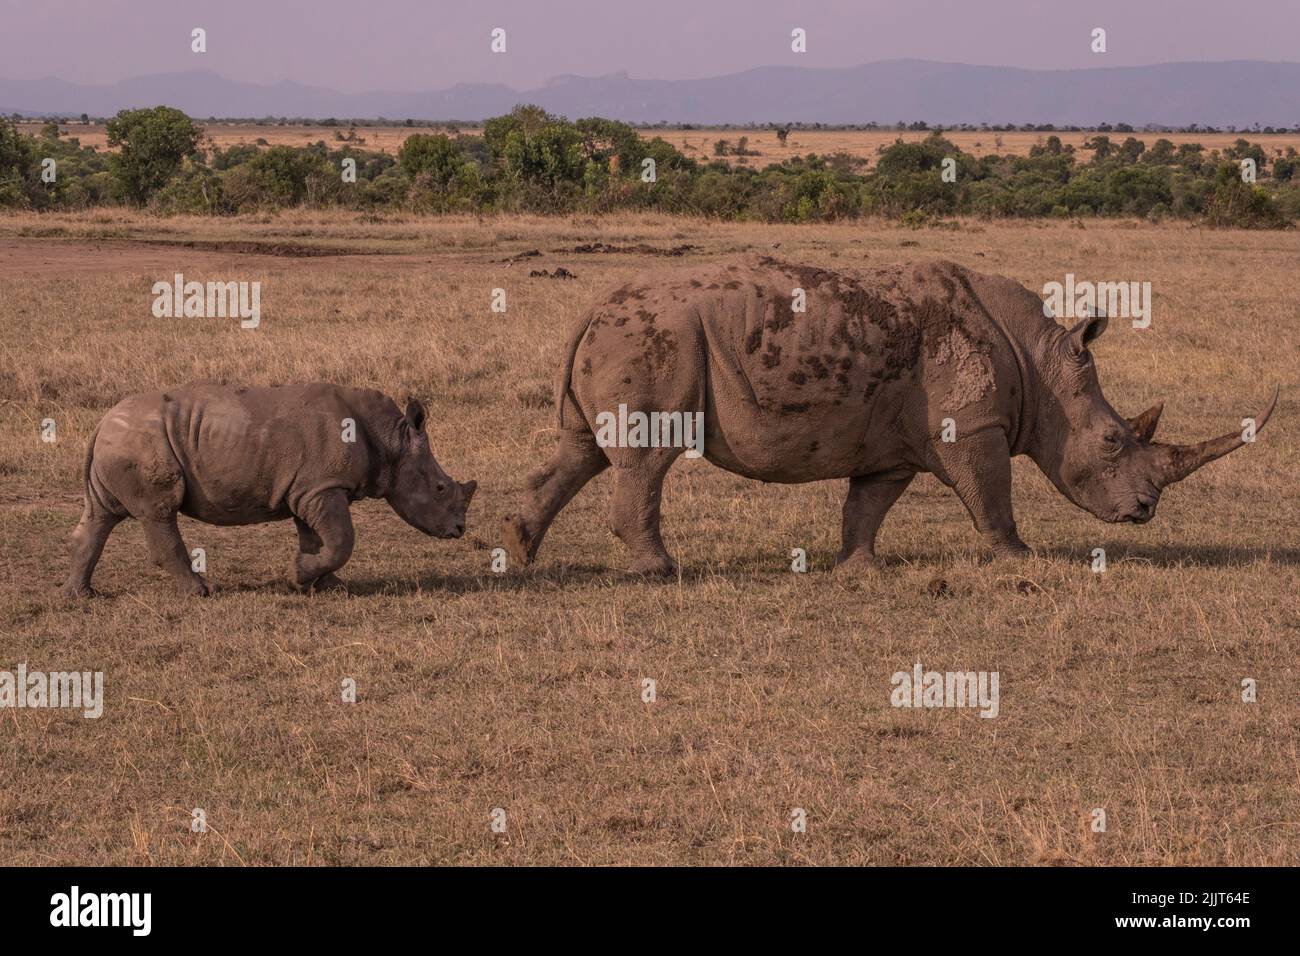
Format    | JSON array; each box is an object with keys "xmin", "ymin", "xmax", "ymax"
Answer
[{"xmin": 404, "ymin": 399, "xmax": 427, "ymax": 432}]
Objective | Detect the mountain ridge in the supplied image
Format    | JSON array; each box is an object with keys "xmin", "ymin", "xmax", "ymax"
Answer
[{"xmin": 3, "ymin": 59, "xmax": 1299, "ymax": 127}]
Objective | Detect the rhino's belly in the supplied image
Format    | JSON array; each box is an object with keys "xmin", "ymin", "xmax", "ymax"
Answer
[
  {"xmin": 172, "ymin": 421, "xmax": 307, "ymax": 525},
  {"xmin": 178, "ymin": 471, "xmax": 297, "ymax": 525},
  {"xmin": 179, "ymin": 494, "xmax": 293, "ymax": 526},
  {"xmin": 702, "ymin": 390, "xmax": 910, "ymax": 483}
]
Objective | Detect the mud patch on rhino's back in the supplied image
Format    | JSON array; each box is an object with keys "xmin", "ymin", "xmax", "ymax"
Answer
[
  {"xmin": 916, "ymin": 298, "xmax": 996, "ymax": 412},
  {"xmin": 636, "ymin": 325, "xmax": 678, "ymax": 375}
]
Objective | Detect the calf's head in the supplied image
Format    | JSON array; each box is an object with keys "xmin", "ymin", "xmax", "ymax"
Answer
[
  {"xmin": 1031, "ymin": 314, "xmax": 1275, "ymax": 523},
  {"xmin": 386, "ymin": 399, "xmax": 477, "ymax": 538}
]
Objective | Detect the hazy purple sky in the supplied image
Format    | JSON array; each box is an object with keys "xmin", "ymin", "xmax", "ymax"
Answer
[{"xmin": 4, "ymin": 0, "xmax": 1297, "ymax": 91}]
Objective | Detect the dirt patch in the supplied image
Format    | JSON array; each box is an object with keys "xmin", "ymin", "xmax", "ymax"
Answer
[
  {"xmin": 0, "ymin": 238, "xmax": 440, "ymax": 279},
  {"xmin": 130, "ymin": 238, "xmax": 379, "ymax": 257},
  {"xmin": 558, "ymin": 242, "xmax": 698, "ymax": 257},
  {"xmin": 498, "ymin": 249, "xmax": 543, "ymax": 264}
]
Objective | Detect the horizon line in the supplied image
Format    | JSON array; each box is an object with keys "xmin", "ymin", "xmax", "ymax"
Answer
[{"xmin": 6, "ymin": 56, "xmax": 1300, "ymax": 96}]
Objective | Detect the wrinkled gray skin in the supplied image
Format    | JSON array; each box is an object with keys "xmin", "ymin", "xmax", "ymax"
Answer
[
  {"xmin": 63, "ymin": 383, "xmax": 477, "ymax": 597},
  {"xmin": 503, "ymin": 256, "xmax": 1275, "ymax": 574}
]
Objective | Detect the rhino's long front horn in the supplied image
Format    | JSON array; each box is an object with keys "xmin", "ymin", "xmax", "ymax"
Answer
[{"xmin": 1152, "ymin": 388, "xmax": 1279, "ymax": 487}]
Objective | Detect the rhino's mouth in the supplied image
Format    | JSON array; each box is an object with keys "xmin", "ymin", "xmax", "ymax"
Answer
[{"xmin": 1116, "ymin": 491, "xmax": 1159, "ymax": 524}]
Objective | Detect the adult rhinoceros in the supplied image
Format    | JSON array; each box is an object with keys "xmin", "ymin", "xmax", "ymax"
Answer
[{"xmin": 503, "ymin": 256, "xmax": 1275, "ymax": 574}]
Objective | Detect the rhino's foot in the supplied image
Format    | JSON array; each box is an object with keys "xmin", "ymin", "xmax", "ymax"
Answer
[
  {"xmin": 61, "ymin": 583, "xmax": 100, "ymax": 600},
  {"xmin": 987, "ymin": 546, "xmax": 1029, "ymax": 561},
  {"xmin": 500, "ymin": 515, "xmax": 534, "ymax": 568},
  {"xmin": 291, "ymin": 572, "xmax": 349, "ymax": 594},
  {"xmin": 181, "ymin": 576, "xmax": 214, "ymax": 597},
  {"xmin": 989, "ymin": 543, "xmax": 1033, "ymax": 562},
  {"xmin": 981, "ymin": 527, "xmax": 1032, "ymax": 562},
  {"xmin": 625, "ymin": 555, "xmax": 679, "ymax": 577},
  {"xmin": 310, "ymin": 573, "xmax": 349, "ymax": 594},
  {"xmin": 832, "ymin": 551, "xmax": 885, "ymax": 575}
]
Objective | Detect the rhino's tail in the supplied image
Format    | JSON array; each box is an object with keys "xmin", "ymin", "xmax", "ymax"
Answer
[
  {"xmin": 78, "ymin": 420, "xmax": 104, "ymax": 516},
  {"xmin": 554, "ymin": 310, "xmax": 596, "ymax": 433}
]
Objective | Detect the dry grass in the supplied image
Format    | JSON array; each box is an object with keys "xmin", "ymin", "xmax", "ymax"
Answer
[
  {"xmin": 1, "ymin": 211, "xmax": 1297, "ymax": 865},
  {"xmin": 24, "ymin": 121, "xmax": 1300, "ymax": 168}
]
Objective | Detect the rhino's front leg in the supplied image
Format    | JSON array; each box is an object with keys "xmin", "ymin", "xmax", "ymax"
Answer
[
  {"xmin": 933, "ymin": 428, "xmax": 1031, "ymax": 560},
  {"xmin": 293, "ymin": 516, "xmax": 345, "ymax": 592},
  {"xmin": 834, "ymin": 471, "xmax": 915, "ymax": 572},
  {"xmin": 291, "ymin": 490, "xmax": 355, "ymax": 593}
]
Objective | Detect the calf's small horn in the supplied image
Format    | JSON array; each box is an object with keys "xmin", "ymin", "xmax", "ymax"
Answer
[{"xmin": 1152, "ymin": 387, "xmax": 1278, "ymax": 487}]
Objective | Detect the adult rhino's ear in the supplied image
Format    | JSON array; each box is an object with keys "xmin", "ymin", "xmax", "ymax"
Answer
[
  {"xmin": 404, "ymin": 398, "xmax": 427, "ymax": 433},
  {"xmin": 1066, "ymin": 314, "xmax": 1108, "ymax": 355}
]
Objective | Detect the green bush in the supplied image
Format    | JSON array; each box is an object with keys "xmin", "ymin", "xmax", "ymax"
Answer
[
  {"xmin": 105, "ymin": 106, "xmax": 203, "ymax": 205},
  {"xmin": 0, "ymin": 106, "xmax": 1294, "ymax": 227},
  {"xmin": 221, "ymin": 145, "xmax": 338, "ymax": 211}
]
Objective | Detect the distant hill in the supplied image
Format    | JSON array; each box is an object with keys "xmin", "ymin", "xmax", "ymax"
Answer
[{"xmin": 3, "ymin": 59, "xmax": 1299, "ymax": 127}]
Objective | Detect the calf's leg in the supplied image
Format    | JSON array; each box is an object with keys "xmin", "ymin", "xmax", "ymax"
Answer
[
  {"xmin": 293, "ymin": 515, "xmax": 346, "ymax": 592},
  {"xmin": 63, "ymin": 509, "xmax": 124, "ymax": 598},
  {"xmin": 291, "ymin": 491, "xmax": 355, "ymax": 592},
  {"xmin": 142, "ymin": 514, "xmax": 212, "ymax": 596}
]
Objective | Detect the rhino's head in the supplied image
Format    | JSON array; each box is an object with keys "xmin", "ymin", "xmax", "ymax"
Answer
[
  {"xmin": 386, "ymin": 399, "xmax": 477, "ymax": 538},
  {"xmin": 1030, "ymin": 314, "xmax": 1275, "ymax": 523}
]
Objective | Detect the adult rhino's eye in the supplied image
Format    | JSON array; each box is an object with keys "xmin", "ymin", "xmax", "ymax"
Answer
[
  {"xmin": 1102, "ymin": 430, "xmax": 1123, "ymax": 450},
  {"xmin": 435, "ymin": 482, "xmax": 448, "ymax": 496}
]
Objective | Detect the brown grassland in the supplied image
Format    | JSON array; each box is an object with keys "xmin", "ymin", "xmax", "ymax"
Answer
[
  {"xmin": 0, "ymin": 210, "xmax": 1297, "ymax": 865},
  {"xmin": 22, "ymin": 120, "xmax": 1300, "ymax": 168}
]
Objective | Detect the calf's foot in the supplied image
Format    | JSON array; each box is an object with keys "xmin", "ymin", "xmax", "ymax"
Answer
[{"xmin": 310, "ymin": 572, "xmax": 349, "ymax": 594}]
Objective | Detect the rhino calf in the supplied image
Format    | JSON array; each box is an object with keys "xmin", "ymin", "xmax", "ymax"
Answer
[
  {"xmin": 503, "ymin": 256, "xmax": 1275, "ymax": 573},
  {"xmin": 63, "ymin": 383, "xmax": 476, "ymax": 597}
]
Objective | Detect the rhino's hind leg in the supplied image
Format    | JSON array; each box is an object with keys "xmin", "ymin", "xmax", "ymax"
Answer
[
  {"xmin": 834, "ymin": 471, "xmax": 915, "ymax": 572},
  {"xmin": 934, "ymin": 429, "xmax": 1031, "ymax": 560},
  {"xmin": 502, "ymin": 430, "xmax": 609, "ymax": 567},
  {"xmin": 62, "ymin": 510, "xmax": 124, "ymax": 598},
  {"xmin": 291, "ymin": 490, "xmax": 355, "ymax": 593},
  {"xmin": 142, "ymin": 515, "xmax": 213, "ymax": 597},
  {"xmin": 609, "ymin": 447, "xmax": 681, "ymax": 576}
]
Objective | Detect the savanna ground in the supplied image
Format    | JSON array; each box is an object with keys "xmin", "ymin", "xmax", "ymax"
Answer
[
  {"xmin": 0, "ymin": 210, "xmax": 1297, "ymax": 865},
  {"xmin": 23, "ymin": 120, "xmax": 1300, "ymax": 168}
]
